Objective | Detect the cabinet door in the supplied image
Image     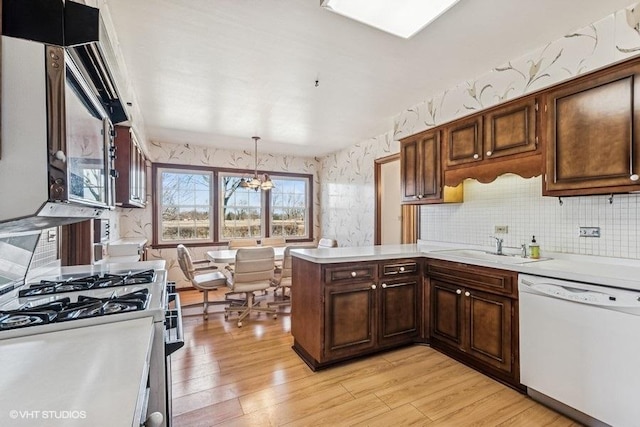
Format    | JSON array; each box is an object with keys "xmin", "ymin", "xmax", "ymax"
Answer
[
  {"xmin": 430, "ymin": 279, "xmax": 464, "ymax": 348},
  {"xmin": 400, "ymin": 130, "xmax": 441, "ymax": 203},
  {"xmin": 324, "ymin": 281, "xmax": 377, "ymax": 361},
  {"xmin": 484, "ymin": 96, "xmax": 537, "ymax": 160},
  {"xmin": 545, "ymin": 63, "xmax": 640, "ymax": 195},
  {"xmin": 114, "ymin": 125, "xmax": 146, "ymax": 208},
  {"xmin": 445, "ymin": 114, "xmax": 483, "ymax": 167},
  {"xmin": 378, "ymin": 278, "xmax": 420, "ymax": 347},
  {"xmin": 401, "ymin": 136, "xmax": 420, "ymax": 202},
  {"xmin": 465, "ymin": 288, "xmax": 513, "ymax": 374}
]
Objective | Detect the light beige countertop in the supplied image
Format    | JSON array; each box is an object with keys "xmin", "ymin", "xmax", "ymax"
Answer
[
  {"xmin": 0, "ymin": 317, "xmax": 154, "ymax": 427},
  {"xmin": 291, "ymin": 241, "xmax": 640, "ymax": 291}
]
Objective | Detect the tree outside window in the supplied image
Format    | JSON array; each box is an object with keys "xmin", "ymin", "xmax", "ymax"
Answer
[
  {"xmin": 159, "ymin": 169, "xmax": 212, "ymax": 242},
  {"xmin": 153, "ymin": 164, "xmax": 312, "ymax": 247}
]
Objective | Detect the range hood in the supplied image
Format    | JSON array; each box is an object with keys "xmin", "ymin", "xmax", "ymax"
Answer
[{"xmin": 0, "ymin": 0, "xmax": 128, "ymax": 234}]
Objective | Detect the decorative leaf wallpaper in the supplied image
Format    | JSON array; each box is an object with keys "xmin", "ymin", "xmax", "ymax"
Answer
[{"xmin": 321, "ymin": 2, "xmax": 640, "ymax": 250}]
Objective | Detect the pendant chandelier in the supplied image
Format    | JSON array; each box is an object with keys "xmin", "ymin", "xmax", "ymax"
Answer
[{"xmin": 240, "ymin": 136, "xmax": 274, "ymax": 191}]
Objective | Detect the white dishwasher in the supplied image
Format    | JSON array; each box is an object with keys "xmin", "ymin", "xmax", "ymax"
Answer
[{"xmin": 519, "ymin": 274, "xmax": 640, "ymax": 427}]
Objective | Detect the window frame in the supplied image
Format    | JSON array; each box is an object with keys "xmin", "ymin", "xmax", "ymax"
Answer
[
  {"xmin": 152, "ymin": 163, "xmax": 314, "ymax": 248},
  {"xmin": 154, "ymin": 165, "xmax": 216, "ymax": 246}
]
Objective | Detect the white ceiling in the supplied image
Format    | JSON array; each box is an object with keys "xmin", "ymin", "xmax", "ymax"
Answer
[{"xmin": 104, "ymin": 0, "xmax": 634, "ymax": 157}]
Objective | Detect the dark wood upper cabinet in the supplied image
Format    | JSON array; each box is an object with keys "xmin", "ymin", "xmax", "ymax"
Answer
[
  {"xmin": 544, "ymin": 60, "xmax": 640, "ymax": 196},
  {"xmin": 437, "ymin": 95, "xmax": 542, "ymax": 187},
  {"xmin": 400, "ymin": 129, "xmax": 462, "ymax": 205},
  {"xmin": 445, "ymin": 96, "xmax": 538, "ymax": 168},
  {"xmin": 114, "ymin": 125, "xmax": 147, "ymax": 208},
  {"xmin": 444, "ymin": 114, "xmax": 483, "ymax": 167},
  {"xmin": 484, "ymin": 96, "xmax": 537, "ymax": 160}
]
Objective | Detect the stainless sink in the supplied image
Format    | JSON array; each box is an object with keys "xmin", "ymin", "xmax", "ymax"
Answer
[{"xmin": 434, "ymin": 249, "xmax": 550, "ymax": 265}]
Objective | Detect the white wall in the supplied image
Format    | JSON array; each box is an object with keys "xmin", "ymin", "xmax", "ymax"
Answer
[{"xmin": 320, "ymin": 1, "xmax": 640, "ymax": 258}]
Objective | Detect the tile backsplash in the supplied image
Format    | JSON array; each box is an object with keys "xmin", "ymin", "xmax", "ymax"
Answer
[{"xmin": 420, "ymin": 174, "xmax": 640, "ymax": 259}]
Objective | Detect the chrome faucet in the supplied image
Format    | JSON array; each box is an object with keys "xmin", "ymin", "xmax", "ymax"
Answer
[
  {"xmin": 490, "ymin": 236, "xmax": 504, "ymax": 255},
  {"xmin": 521, "ymin": 243, "xmax": 527, "ymax": 258}
]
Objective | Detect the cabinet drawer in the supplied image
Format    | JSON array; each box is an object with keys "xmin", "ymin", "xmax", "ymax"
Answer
[
  {"xmin": 426, "ymin": 259, "xmax": 516, "ymax": 297},
  {"xmin": 325, "ymin": 263, "xmax": 377, "ymax": 284},
  {"xmin": 381, "ymin": 260, "xmax": 419, "ymax": 276}
]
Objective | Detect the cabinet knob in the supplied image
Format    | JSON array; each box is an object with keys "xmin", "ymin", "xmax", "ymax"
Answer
[
  {"xmin": 486, "ymin": 151, "xmax": 492, "ymax": 157},
  {"xmin": 473, "ymin": 153, "xmax": 479, "ymax": 160},
  {"xmin": 381, "ymin": 283, "xmax": 387, "ymax": 288},
  {"xmin": 417, "ymin": 194, "xmax": 423, "ymax": 199},
  {"xmin": 465, "ymin": 291, "xmax": 471, "ymax": 297},
  {"xmin": 351, "ymin": 271, "xmax": 357, "ymax": 277},
  {"xmin": 456, "ymin": 289, "xmax": 462, "ymax": 295},
  {"xmin": 631, "ymin": 174, "xmax": 639, "ymax": 182},
  {"xmin": 371, "ymin": 284, "xmax": 376, "ymax": 290},
  {"xmin": 399, "ymin": 266, "xmax": 405, "ymax": 272}
]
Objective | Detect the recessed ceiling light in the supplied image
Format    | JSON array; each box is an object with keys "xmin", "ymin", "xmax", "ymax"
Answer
[{"xmin": 320, "ymin": 0, "xmax": 461, "ymax": 39}]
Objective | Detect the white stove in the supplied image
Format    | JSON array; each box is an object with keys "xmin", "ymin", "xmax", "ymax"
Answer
[
  {"xmin": 0, "ymin": 266, "xmax": 166, "ymax": 339},
  {"xmin": 0, "ymin": 260, "xmax": 182, "ymax": 427}
]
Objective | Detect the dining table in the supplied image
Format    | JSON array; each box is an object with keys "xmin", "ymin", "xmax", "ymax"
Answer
[{"xmin": 207, "ymin": 246, "xmax": 286, "ymax": 264}]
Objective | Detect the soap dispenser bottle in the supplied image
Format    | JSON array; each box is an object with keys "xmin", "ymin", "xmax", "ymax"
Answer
[{"xmin": 529, "ymin": 236, "xmax": 540, "ymax": 259}]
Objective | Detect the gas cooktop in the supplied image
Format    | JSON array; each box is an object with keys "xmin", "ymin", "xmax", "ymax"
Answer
[
  {"xmin": 18, "ymin": 269, "xmax": 156, "ymax": 297},
  {"xmin": 0, "ymin": 289, "xmax": 150, "ymax": 331}
]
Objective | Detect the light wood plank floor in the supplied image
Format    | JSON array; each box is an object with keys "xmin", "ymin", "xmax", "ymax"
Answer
[{"xmin": 173, "ymin": 289, "xmax": 580, "ymax": 427}]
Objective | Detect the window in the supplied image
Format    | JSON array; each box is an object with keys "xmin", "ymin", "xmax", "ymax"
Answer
[
  {"xmin": 270, "ymin": 177, "xmax": 308, "ymax": 237},
  {"xmin": 157, "ymin": 168, "xmax": 213, "ymax": 244},
  {"xmin": 220, "ymin": 174, "xmax": 263, "ymax": 239},
  {"xmin": 152, "ymin": 164, "xmax": 313, "ymax": 247}
]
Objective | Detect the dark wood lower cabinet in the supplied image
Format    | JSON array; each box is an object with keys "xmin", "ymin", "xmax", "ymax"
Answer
[
  {"xmin": 292, "ymin": 258, "xmax": 422, "ymax": 370},
  {"xmin": 379, "ymin": 278, "xmax": 420, "ymax": 347},
  {"xmin": 291, "ymin": 256, "xmax": 520, "ymax": 390},
  {"xmin": 324, "ymin": 281, "xmax": 376, "ymax": 360},
  {"xmin": 428, "ymin": 260, "xmax": 521, "ymax": 389}
]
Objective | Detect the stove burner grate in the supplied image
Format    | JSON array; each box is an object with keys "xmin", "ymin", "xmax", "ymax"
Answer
[
  {"xmin": 18, "ymin": 269, "xmax": 156, "ymax": 297},
  {"xmin": 1, "ymin": 289, "xmax": 150, "ymax": 329}
]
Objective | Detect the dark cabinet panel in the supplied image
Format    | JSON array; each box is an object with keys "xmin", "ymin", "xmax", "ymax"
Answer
[
  {"xmin": 445, "ymin": 115, "xmax": 483, "ymax": 167},
  {"xmin": 114, "ymin": 125, "xmax": 146, "ymax": 208},
  {"xmin": 427, "ymin": 259, "xmax": 519, "ymax": 387},
  {"xmin": 484, "ymin": 96, "xmax": 537, "ymax": 160},
  {"xmin": 430, "ymin": 280, "xmax": 463, "ymax": 348},
  {"xmin": 467, "ymin": 289, "xmax": 512, "ymax": 373},
  {"xmin": 378, "ymin": 278, "xmax": 420, "ymax": 346},
  {"xmin": 324, "ymin": 281, "xmax": 376, "ymax": 359},
  {"xmin": 544, "ymin": 62, "xmax": 640, "ymax": 195},
  {"xmin": 401, "ymin": 130, "xmax": 462, "ymax": 205}
]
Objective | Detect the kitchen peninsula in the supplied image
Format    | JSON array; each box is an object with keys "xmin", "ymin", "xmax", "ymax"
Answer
[{"xmin": 290, "ymin": 242, "xmax": 640, "ymax": 387}]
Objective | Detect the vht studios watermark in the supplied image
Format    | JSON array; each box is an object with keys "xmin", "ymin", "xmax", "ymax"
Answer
[{"xmin": 9, "ymin": 410, "xmax": 87, "ymax": 420}]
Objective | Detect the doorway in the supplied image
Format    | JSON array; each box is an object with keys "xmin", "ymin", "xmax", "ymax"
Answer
[{"xmin": 375, "ymin": 154, "xmax": 417, "ymax": 245}]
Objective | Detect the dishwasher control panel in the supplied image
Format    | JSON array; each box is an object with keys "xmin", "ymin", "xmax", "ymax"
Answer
[
  {"xmin": 531, "ymin": 284, "xmax": 612, "ymax": 303},
  {"xmin": 519, "ymin": 274, "xmax": 640, "ymax": 311}
]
